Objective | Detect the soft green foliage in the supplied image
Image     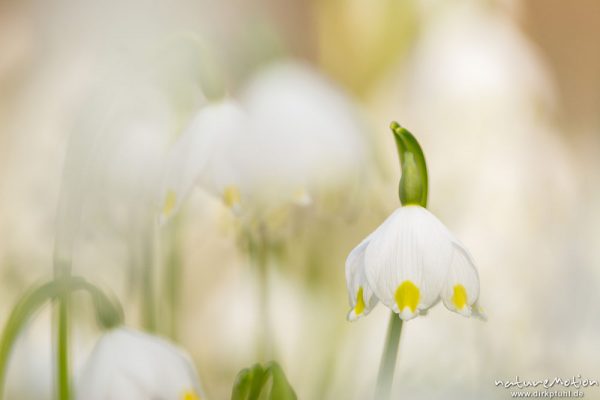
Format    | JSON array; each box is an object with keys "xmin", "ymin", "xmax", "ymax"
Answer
[
  {"xmin": 0, "ymin": 281, "xmax": 59, "ymax": 398},
  {"xmin": 390, "ymin": 121, "xmax": 429, "ymax": 208},
  {"xmin": 0, "ymin": 277, "xmax": 123, "ymax": 400},
  {"xmin": 231, "ymin": 362, "xmax": 297, "ymax": 400},
  {"xmin": 80, "ymin": 280, "xmax": 124, "ymax": 329}
]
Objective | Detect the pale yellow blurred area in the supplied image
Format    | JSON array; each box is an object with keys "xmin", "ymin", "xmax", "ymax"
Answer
[{"xmin": 1, "ymin": 0, "xmax": 600, "ymax": 399}]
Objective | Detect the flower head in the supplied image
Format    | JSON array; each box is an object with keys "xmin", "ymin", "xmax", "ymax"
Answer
[
  {"xmin": 159, "ymin": 99, "xmax": 246, "ymax": 222},
  {"xmin": 345, "ymin": 122, "xmax": 483, "ymax": 321},
  {"xmin": 346, "ymin": 205, "xmax": 483, "ymax": 321},
  {"xmin": 158, "ymin": 61, "xmax": 369, "ymax": 227},
  {"xmin": 76, "ymin": 328, "xmax": 205, "ymax": 400}
]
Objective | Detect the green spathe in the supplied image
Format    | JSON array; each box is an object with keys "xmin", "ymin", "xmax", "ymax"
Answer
[{"xmin": 390, "ymin": 121, "xmax": 428, "ymax": 208}]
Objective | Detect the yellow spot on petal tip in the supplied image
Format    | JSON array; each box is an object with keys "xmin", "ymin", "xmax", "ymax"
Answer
[
  {"xmin": 162, "ymin": 190, "xmax": 177, "ymax": 216},
  {"xmin": 181, "ymin": 390, "xmax": 201, "ymax": 400},
  {"xmin": 222, "ymin": 185, "xmax": 241, "ymax": 209},
  {"xmin": 354, "ymin": 287, "xmax": 366, "ymax": 316},
  {"xmin": 395, "ymin": 281, "xmax": 420, "ymax": 314},
  {"xmin": 452, "ymin": 284, "xmax": 468, "ymax": 310}
]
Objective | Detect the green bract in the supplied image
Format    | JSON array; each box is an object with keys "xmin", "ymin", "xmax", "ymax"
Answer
[{"xmin": 390, "ymin": 121, "xmax": 428, "ymax": 207}]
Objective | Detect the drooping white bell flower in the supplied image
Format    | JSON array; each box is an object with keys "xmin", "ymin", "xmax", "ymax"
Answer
[
  {"xmin": 158, "ymin": 61, "xmax": 369, "ymax": 225},
  {"xmin": 346, "ymin": 121, "xmax": 485, "ymax": 323},
  {"xmin": 346, "ymin": 205, "xmax": 483, "ymax": 321},
  {"xmin": 238, "ymin": 61, "xmax": 368, "ymax": 201},
  {"xmin": 76, "ymin": 328, "xmax": 205, "ymax": 400},
  {"xmin": 159, "ymin": 99, "xmax": 247, "ymax": 222}
]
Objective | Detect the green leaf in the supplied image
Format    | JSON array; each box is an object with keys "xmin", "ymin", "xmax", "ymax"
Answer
[
  {"xmin": 231, "ymin": 362, "xmax": 297, "ymax": 400},
  {"xmin": 0, "ymin": 276, "xmax": 123, "ymax": 399}
]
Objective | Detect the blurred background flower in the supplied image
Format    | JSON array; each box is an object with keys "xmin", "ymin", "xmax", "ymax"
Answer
[{"xmin": 1, "ymin": 0, "xmax": 600, "ymax": 399}]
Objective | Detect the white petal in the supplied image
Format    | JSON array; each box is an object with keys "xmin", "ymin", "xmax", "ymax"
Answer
[
  {"xmin": 441, "ymin": 239, "xmax": 482, "ymax": 318},
  {"xmin": 240, "ymin": 61, "xmax": 368, "ymax": 195},
  {"xmin": 159, "ymin": 100, "xmax": 246, "ymax": 223},
  {"xmin": 76, "ymin": 328, "xmax": 204, "ymax": 400},
  {"xmin": 364, "ymin": 206, "xmax": 454, "ymax": 320},
  {"xmin": 345, "ymin": 233, "xmax": 378, "ymax": 321}
]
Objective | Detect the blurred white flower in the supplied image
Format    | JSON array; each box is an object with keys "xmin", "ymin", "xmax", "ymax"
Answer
[
  {"xmin": 76, "ymin": 328, "xmax": 204, "ymax": 400},
  {"xmin": 238, "ymin": 62, "xmax": 368, "ymax": 203},
  {"xmin": 159, "ymin": 100, "xmax": 247, "ymax": 222},
  {"xmin": 159, "ymin": 61, "xmax": 369, "ymax": 225},
  {"xmin": 346, "ymin": 206, "xmax": 483, "ymax": 321}
]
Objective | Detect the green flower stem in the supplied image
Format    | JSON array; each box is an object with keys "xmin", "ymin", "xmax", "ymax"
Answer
[
  {"xmin": 0, "ymin": 277, "xmax": 122, "ymax": 400},
  {"xmin": 257, "ymin": 248, "xmax": 270, "ymax": 360},
  {"xmin": 57, "ymin": 290, "xmax": 70, "ymax": 400},
  {"xmin": 0, "ymin": 281, "xmax": 59, "ymax": 399},
  {"xmin": 248, "ymin": 228, "xmax": 272, "ymax": 361},
  {"xmin": 54, "ymin": 255, "xmax": 72, "ymax": 400},
  {"xmin": 141, "ymin": 224, "xmax": 157, "ymax": 333},
  {"xmin": 374, "ymin": 312, "xmax": 403, "ymax": 400},
  {"xmin": 142, "ymin": 264, "xmax": 156, "ymax": 333},
  {"xmin": 164, "ymin": 216, "xmax": 183, "ymax": 339}
]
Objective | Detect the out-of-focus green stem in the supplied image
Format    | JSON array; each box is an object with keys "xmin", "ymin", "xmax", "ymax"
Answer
[
  {"xmin": 54, "ymin": 256, "xmax": 71, "ymax": 400},
  {"xmin": 0, "ymin": 281, "xmax": 59, "ymax": 399},
  {"xmin": 141, "ymin": 223, "xmax": 157, "ymax": 333},
  {"xmin": 0, "ymin": 275, "xmax": 114, "ymax": 400},
  {"xmin": 374, "ymin": 312, "xmax": 403, "ymax": 400},
  {"xmin": 164, "ymin": 216, "xmax": 183, "ymax": 339},
  {"xmin": 0, "ymin": 275, "xmax": 122, "ymax": 400},
  {"xmin": 57, "ymin": 290, "xmax": 70, "ymax": 400},
  {"xmin": 249, "ymin": 228, "xmax": 272, "ymax": 361}
]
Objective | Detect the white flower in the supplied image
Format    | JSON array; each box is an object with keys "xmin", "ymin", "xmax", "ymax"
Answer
[
  {"xmin": 346, "ymin": 206, "xmax": 483, "ymax": 321},
  {"xmin": 76, "ymin": 328, "xmax": 205, "ymax": 400},
  {"xmin": 345, "ymin": 233, "xmax": 379, "ymax": 321},
  {"xmin": 158, "ymin": 61, "xmax": 369, "ymax": 224},
  {"xmin": 238, "ymin": 61, "xmax": 367, "ymax": 198},
  {"xmin": 159, "ymin": 99, "xmax": 247, "ymax": 222}
]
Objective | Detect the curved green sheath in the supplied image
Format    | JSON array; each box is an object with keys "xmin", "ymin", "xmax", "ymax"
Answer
[{"xmin": 390, "ymin": 121, "xmax": 428, "ymax": 208}]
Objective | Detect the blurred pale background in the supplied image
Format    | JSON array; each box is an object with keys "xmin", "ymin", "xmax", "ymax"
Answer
[{"xmin": 1, "ymin": 0, "xmax": 600, "ymax": 399}]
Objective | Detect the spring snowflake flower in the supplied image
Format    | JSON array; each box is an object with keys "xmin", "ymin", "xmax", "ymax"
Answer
[
  {"xmin": 76, "ymin": 328, "xmax": 205, "ymax": 400},
  {"xmin": 159, "ymin": 99, "xmax": 246, "ymax": 222},
  {"xmin": 347, "ymin": 206, "xmax": 484, "ymax": 321},
  {"xmin": 158, "ymin": 61, "xmax": 368, "ymax": 224},
  {"xmin": 346, "ymin": 122, "xmax": 484, "ymax": 322}
]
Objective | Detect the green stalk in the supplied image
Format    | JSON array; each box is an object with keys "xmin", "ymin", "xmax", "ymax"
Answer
[
  {"xmin": 249, "ymin": 228, "xmax": 271, "ymax": 361},
  {"xmin": 164, "ymin": 216, "xmax": 182, "ymax": 339},
  {"xmin": 142, "ymin": 266, "xmax": 156, "ymax": 333},
  {"xmin": 0, "ymin": 276, "xmax": 122, "ymax": 400},
  {"xmin": 57, "ymin": 291, "xmax": 70, "ymax": 400},
  {"xmin": 374, "ymin": 313, "xmax": 403, "ymax": 400},
  {"xmin": 0, "ymin": 282, "xmax": 60, "ymax": 399},
  {"xmin": 141, "ymin": 222, "xmax": 157, "ymax": 333},
  {"xmin": 54, "ymin": 255, "xmax": 72, "ymax": 400}
]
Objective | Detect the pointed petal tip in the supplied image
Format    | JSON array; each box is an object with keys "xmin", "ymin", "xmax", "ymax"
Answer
[
  {"xmin": 457, "ymin": 306, "xmax": 472, "ymax": 318},
  {"xmin": 398, "ymin": 307, "xmax": 418, "ymax": 321},
  {"xmin": 347, "ymin": 309, "xmax": 361, "ymax": 322},
  {"xmin": 473, "ymin": 304, "xmax": 488, "ymax": 321}
]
